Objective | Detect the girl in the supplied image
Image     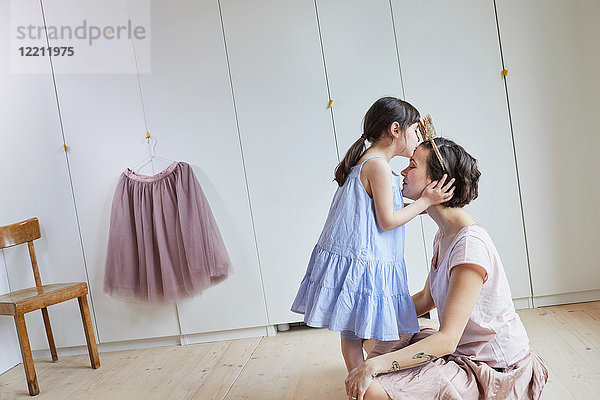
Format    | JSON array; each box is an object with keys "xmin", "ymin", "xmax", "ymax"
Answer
[{"xmin": 291, "ymin": 97, "xmax": 455, "ymax": 372}]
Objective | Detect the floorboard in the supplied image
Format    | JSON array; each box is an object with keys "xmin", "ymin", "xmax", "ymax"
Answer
[{"xmin": 2, "ymin": 302, "xmax": 600, "ymax": 399}]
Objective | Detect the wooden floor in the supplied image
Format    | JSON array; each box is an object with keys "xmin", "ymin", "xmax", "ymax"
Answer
[{"xmin": 1, "ymin": 302, "xmax": 600, "ymax": 399}]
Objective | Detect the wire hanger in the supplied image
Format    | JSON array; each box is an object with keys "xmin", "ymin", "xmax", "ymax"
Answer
[{"xmin": 132, "ymin": 132, "xmax": 174, "ymax": 174}]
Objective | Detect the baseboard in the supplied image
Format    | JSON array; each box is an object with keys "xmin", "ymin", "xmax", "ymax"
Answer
[
  {"xmin": 0, "ymin": 361, "xmax": 19, "ymax": 377},
  {"xmin": 512, "ymin": 297, "xmax": 533, "ymax": 310},
  {"xmin": 534, "ymin": 289, "xmax": 600, "ymax": 308},
  {"xmin": 182, "ymin": 326, "xmax": 276, "ymax": 345},
  {"xmin": 25, "ymin": 290, "xmax": 600, "ymax": 362},
  {"xmin": 31, "ymin": 325, "xmax": 277, "ymax": 360}
]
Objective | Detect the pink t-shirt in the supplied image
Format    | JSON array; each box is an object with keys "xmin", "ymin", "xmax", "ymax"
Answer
[{"xmin": 429, "ymin": 225, "xmax": 530, "ymax": 368}]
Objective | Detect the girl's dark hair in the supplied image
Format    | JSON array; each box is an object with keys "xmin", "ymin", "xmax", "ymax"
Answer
[
  {"xmin": 420, "ymin": 138, "xmax": 481, "ymax": 208},
  {"xmin": 334, "ymin": 97, "xmax": 420, "ymax": 186}
]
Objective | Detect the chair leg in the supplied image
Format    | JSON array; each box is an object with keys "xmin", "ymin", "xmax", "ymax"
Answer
[
  {"xmin": 40, "ymin": 307, "xmax": 58, "ymax": 362},
  {"xmin": 77, "ymin": 295, "xmax": 100, "ymax": 369},
  {"xmin": 14, "ymin": 314, "xmax": 40, "ymax": 396}
]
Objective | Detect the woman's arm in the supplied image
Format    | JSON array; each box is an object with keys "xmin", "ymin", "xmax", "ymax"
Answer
[
  {"xmin": 411, "ymin": 274, "xmax": 435, "ymax": 317},
  {"xmin": 364, "ymin": 159, "xmax": 454, "ymax": 231},
  {"xmin": 368, "ymin": 264, "xmax": 485, "ymax": 371},
  {"xmin": 345, "ymin": 264, "xmax": 486, "ymax": 400}
]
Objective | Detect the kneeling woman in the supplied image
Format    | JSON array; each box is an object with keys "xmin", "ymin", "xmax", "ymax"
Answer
[{"xmin": 345, "ymin": 138, "xmax": 548, "ymax": 400}]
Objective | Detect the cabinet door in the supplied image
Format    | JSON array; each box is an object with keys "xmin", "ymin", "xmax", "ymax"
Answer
[
  {"xmin": 41, "ymin": 0, "xmax": 181, "ymax": 342},
  {"xmin": 390, "ymin": 0, "xmax": 531, "ymax": 301},
  {"xmin": 495, "ymin": 0, "xmax": 600, "ymax": 301},
  {"xmin": 126, "ymin": 0, "xmax": 268, "ymax": 334},
  {"xmin": 220, "ymin": 0, "xmax": 338, "ymax": 325},
  {"xmin": 315, "ymin": 0, "xmax": 429, "ymax": 294},
  {"xmin": 0, "ymin": 0, "xmax": 93, "ymax": 349}
]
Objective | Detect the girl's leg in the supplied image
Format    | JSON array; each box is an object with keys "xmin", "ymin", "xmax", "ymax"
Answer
[{"xmin": 341, "ymin": 331, "xmax": 365, "ymax": 372}]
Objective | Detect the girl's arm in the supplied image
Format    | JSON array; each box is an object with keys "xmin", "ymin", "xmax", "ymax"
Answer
[
  {"xmin": 403, "ymin": 201, "xmax": 428, "ymax": 215},
  {"xmin": 411, "ymin": 274, "xmax": 435, "ymax": 317},
  {"xmin": 344, "ymin": 264, "xmax": 486, "ymax": 400},
  {"xmin": 365, "ymin": 159, "xmax": 454, "ymax": 231}
]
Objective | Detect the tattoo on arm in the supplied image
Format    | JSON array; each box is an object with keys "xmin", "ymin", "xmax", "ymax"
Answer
[
  {"xmin": 387, "ymin": 353, "xmax": 438, "ymax": 373},
  {"xmin": 389, "ymin": 361, "xmax": 401, "ymax": 372},
  {"xmin": 413, "ymin": 352, "xmax": 438, "ymax": 363}
]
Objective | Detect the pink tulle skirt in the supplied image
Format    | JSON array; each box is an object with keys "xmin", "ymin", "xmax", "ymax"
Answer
[{"xmin": 104, "ymin": 161, "xmax": 233, "ymax": 303}]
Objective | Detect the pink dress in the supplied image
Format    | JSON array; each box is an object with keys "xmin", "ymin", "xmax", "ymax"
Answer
[
  {"xmin": 369, "ymin": 225, "xmax": 548, "ymax": 399},
  {"xmin": 104, "ymin": 161, "xmax": 233, "ymax": 303}
]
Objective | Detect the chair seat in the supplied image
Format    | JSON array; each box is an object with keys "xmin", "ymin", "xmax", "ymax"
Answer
[{"xmin": 0, "ymin": 282, "xmax": 88, "ymax": 316}]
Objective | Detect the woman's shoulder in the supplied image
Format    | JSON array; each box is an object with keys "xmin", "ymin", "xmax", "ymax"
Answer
[
  {"xmin": 457, "ymin": 224, "xmax": 492, "ymax": 244},
  {"xmin": 447, "ymin": 225, "xmax": 495, "ymax": 263},
  {"xmin": 435, "ymin": 224, "xmax": 490, "ymax": 246}
]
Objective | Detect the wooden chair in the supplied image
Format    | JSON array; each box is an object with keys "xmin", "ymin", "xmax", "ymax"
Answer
[{"xmin": 0, "ymin": 218, "xmax": 100, "ymax": 396}]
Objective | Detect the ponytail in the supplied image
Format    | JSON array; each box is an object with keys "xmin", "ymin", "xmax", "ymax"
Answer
[{"xmin": 334, "ymin": 137, "xmax": 367, "ymax": 186}]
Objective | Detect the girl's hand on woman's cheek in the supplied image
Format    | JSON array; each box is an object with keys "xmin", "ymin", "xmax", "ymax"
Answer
[{"xmin": 421, "ymin": 174, "xmax": 455, "ymax": 206}]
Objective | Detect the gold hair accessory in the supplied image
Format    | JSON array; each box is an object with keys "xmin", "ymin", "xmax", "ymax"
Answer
[{"xmin": 418, "ymin": 114, "xmax": 446, "ymax": 172}]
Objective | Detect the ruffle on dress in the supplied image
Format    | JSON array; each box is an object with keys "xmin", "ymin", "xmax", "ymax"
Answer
[{"xmin": 292, "ymin": 245, "xmax": 419, "ymax": 341}]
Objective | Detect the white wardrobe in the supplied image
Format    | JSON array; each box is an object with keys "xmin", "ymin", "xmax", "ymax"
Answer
[{"xmin": 495, "ymin": 0, "xmax": 600, "ymax": 305}]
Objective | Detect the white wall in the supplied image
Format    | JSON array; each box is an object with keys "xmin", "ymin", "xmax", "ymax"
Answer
[
  {"xmin": 1, "ymin": 0, "xmax": 94, "ymax": 356},
  {"xmin": 40, "ymin": 0, "xmax": 182, "ymax": 344},
  {"xmin": 0, "ymin": 250, "xmax": 21, "ymax": 376},
  {"xmin": 127, "ymin": 0, "xmax": 269, "ymax": 335},
  {"xmin": 390, "ymin": 0, "xmax": 532, "ymax": 302},
  {"xmin": 218, "ymin": 0, "xmax": 339, "ymax": 325},
  {"xmin": 0, "ymin": 2, "xmax": 22, "ymax": 376},
  {"xmin": 496, "ymin": 0, "xmax": 600, "ymax": 304}
]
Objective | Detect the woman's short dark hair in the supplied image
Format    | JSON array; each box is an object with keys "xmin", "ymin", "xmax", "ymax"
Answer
[{"xmin": 420, "ymin": 138, "xmax": 481, "ymax": 208}]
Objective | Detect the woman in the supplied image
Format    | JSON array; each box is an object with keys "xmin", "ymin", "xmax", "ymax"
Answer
[{"xmin": 345, "ymin": 138, "xmax": 548, "ymax": 400}]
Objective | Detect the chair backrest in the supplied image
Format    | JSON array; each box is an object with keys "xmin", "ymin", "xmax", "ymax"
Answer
[{"xmin": 0, "ymin": 218, "xmax": 43, "ymax": 287}]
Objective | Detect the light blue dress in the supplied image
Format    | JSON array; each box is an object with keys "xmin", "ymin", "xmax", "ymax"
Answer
[{"xmin": 291, "ymin": 156, "xmax": 419, "ymax": 341}]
